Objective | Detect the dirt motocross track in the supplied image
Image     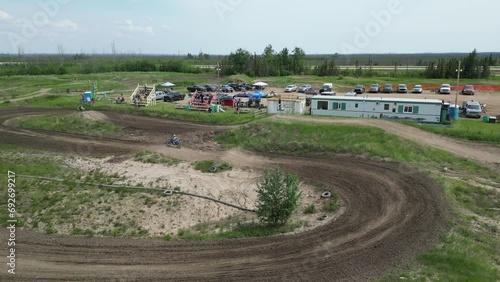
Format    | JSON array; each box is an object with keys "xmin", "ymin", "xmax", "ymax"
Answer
[{"xmin": 0, "ymin": 108, "xmax": 452, "ymax": 281}]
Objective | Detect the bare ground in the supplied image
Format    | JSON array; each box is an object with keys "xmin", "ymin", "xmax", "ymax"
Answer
[{"xmin": 0, "ymin": 107, "xmax": 457, "ymax": 281}]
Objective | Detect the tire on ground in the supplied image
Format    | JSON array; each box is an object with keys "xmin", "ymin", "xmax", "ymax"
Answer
[{"xmin": 321, "ymin": 191, "xmax": 332, "ymax": 198}]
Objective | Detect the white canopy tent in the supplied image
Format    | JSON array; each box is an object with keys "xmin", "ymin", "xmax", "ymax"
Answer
[
  {"xmin": 253, "ymin": 82, "xmax": 268, "ymax": 87},
  {"xmin": 161, "ymin": 82, "xmax": 176, "ymax": 87}
]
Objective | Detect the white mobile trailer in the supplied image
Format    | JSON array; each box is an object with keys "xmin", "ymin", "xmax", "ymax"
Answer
[
  {"xmin": 268, "ymin": 97, "xmax": 306, "ymax": 115},
  {"xmin": 311, "ymin": 96, "xmax": 443, "ymax": 123}
]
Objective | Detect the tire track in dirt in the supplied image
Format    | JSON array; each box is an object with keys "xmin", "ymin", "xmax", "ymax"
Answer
[{"xmin": 0, "ymin": 108, "xmax": 450, "ymax": 281}]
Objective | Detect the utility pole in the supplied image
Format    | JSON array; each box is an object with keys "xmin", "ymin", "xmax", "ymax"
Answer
[{"xmin": 454, "ymin": 60, "xmax": 462, "ymax": 120}]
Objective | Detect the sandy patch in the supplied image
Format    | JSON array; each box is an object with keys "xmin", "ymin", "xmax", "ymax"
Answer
[{"xmin": 67, "ymin": 153, "xmax": 340, "ymax": 236}]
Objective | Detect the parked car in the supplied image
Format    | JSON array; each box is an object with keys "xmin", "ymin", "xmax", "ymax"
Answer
[
  {"xmin": 284, "ymin": 84, "xmax": 297, "ymax": 92},
  {"xmin": 319, "ymin": 84, "xmax": 333, "ymax": 94},
  {"xmin": 155, "ymin": 91, "xmax": 167, "ymax": 100},
  {"xmin": 462, "ymin": 85, "xmax": 475, "ymax": 95},
  {"xmin": 227, "ymin": 83, "xmax": 241, "ymax": 91},
  {"xmin": 221, "ymin": 93, "xmax": 235, "ymax": 100},
  {"xmin": 220, "ymin": 85, "xmax": 235, "ymax": 93},
  {"xmin": 305, "ymin": 88, "xmax": 318, "ymax": 95},
  {"xmin": 412, "ymin": 85, "xmax": 423, "ymax": 93},
  {"xmin": 163, "ymin": 91, "xmax": 185, "ymax": 102},
  {"xmin": 353, "ymin": 85, "xmax": 365, "ymax": 94},
  {"xmin": 368, "ymin": 84, "xmax": 380, "ymax": 93},
  {"xmin": 204, "ymin": 84, "xmax": 218, "ymax": 92},
  {"xmin": 439, "ymin": 84, "xmax": 451, "ymax": 94},
  {"xmin": 382, "ymin": 84, "xmax": 393, "ymax": 93},
  {"xmin": 235, "ymin": 92, "xmax": 249, "ymax": 98},
  {"xmin": 297, "ymin": 84, "xmax": 312, "ymax": 93},
  {"xmin": 187, "ymin": 85, "xmax": 206, "ymax": 92},
  {"xmin": 397, "ymin": 84, "xmax": 408, "ymax": 93},
  {"xmin": 240, "ymin": 83, "xmax": 254, "ymax": 90}
]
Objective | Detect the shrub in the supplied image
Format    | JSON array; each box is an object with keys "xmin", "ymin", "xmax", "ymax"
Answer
[{"xmin": 256, "ymin": 167, "xmax": 302, "ymax": 226}]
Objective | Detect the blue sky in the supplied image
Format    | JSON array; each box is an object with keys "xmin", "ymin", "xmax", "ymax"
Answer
[{"xmin": 0, "ymin": 0, "xmax": 498, "ymax": 55}]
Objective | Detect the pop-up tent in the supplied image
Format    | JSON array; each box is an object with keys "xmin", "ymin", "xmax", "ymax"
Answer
[
  {"xmin": 253, "ymin": 82, "xmax": 268, "ymax": 87},
  {"xmin": 249, "ymin": 91, "xmax": 267, "ymax": 99},
  {"xmin": 161, "ymin": 82, "xmax": 175, "ymax": 87}
]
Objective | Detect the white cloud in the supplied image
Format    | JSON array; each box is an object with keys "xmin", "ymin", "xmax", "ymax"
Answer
[
  {"xmin": 122, "ymin": 20, "xmax": 155, "ymax": 35},
  {"xmin": 161, "ymin": 24, "xmax": 171, "ymax": 30},
  {"xmin": 0, "ymin": 10, "xmax": 11, "ymax": 20},
  {"xmin": 50, "ymin": 19, "xmax": 79, "ymax": 31}
]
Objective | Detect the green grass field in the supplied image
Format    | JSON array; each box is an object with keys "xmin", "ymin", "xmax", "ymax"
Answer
[
  {"xmin": 216, "ymin": 120, "xmax": 495, "ymax": 178},
  {"xmin": 399, "ymin": 119, "xmax": 500, "ymax": 143},
  {"xmin": 0, "ymin": 72, "xmax": 204, "ymax": 101}
]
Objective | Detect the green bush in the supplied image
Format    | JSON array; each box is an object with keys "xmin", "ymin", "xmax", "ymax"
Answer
[{"xmin": 256, "ymin": 167, "xmax": 302, "ymax": 226}]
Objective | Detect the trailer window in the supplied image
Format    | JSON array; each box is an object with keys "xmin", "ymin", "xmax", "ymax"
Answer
[
  {"xmin": 317, "ymin": 101, "xmax": 328, "ymax": 110},
  {"xmin": 355, "ymin": 103, "xmax": 359, "ymax": 108},
  {"xmin": 384, "ymin": 104, "xmax": 390, "ymax": 110},
  {"xmin": 403, "ymin": 106, "xmax": 413, "ymax": 113}
]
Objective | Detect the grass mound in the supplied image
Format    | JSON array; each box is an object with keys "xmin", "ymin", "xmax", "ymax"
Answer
[{"xmin": 18, "ymin": 113, "xmax": 121, "ymax": 135}]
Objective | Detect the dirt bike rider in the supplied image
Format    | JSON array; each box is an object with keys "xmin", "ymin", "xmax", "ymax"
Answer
[{"xmin": 170, "ymin": 134, "xmax": 180, "ymax": 144}]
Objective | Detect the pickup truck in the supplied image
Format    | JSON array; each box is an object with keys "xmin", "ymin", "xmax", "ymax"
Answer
[
  {"xmin": 319, "ymin": 83, "xmax": 333, "ymax": 94},
  {"xmin": 461, "ymin": 101, "xmax": 482, "ymax": 118},
  {"xmin": 204, "ymin": 84, "xmax": 218, "ymax": 92},
  {"xmin": 227, "ymin": 83, "xmax": 241, "ymax": 91},
  {"xmin": 187, "ymin": 85, "xmax": 206, "ymax": 92},
  {"xmin": 163, "ymin": 91, "xmax": 186, "ymax": 102},
  {"xmin": 439, "ymin": 84, "xmax": 451, "ymax": 94}
]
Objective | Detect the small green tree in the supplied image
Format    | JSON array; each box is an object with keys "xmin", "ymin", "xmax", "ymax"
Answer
[{"xmin": 256, "ymin": 167, "xmax": 302, "ymax": 226}]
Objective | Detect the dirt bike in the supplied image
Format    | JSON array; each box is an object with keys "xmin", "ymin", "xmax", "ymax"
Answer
[{"xmin": 166, "ymin": 138, "xmax": 182, "ymax": 149}]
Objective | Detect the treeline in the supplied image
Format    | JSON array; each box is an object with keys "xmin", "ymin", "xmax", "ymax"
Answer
[
  {"xmin": 0, "ymin": 48, "xmax": 496, "ymax": 78},
  {"xmin": 312, "ymin": 58, "xmax": 424, "ymax": 78},
  {"xmin": 220, "ymin": 45, "xmax": 306, "ymax": 77},
  {"xmin": 312, "ymin": 49, "xmax": 496, "ymax": 79},
  {"xmin": 424, "ymin": 49, "xmax": 496, "ymax": 79},
  {"xmin": 0, "ymin": 55, "xmax": 205, "ymax": 76}
]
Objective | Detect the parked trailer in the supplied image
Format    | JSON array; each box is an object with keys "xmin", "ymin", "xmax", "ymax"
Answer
[{"xmin": 310, "ymin": 96, "xmax": 444, "ymax": 123}]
